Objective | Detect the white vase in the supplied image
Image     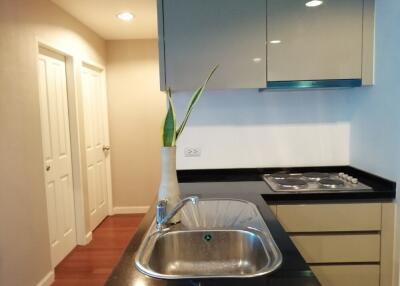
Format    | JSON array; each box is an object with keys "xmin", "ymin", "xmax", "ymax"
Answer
[{"xmin": 158, "ymin": 146, "xmax": 181, "ymax": 223}]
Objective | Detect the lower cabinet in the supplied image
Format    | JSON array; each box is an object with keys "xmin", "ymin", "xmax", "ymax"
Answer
[
  {"xmin": 268, "ymin": 202, "xmax": 395, "ymax": 286},
  {"xmin": 291, "ymin": 233, "xmax": 380, "ymax": 263},
  {"xmin": 311, "ymin": 265, "xmax": 380, "ymax": 286}
]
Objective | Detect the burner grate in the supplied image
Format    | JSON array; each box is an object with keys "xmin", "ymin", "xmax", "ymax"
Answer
[
  {"xmin": 277, "ymin": 178, "xmax": 308, "ymax": 189},
  {"xmin": 303, "ymin": 172, "xmax": 330, "ymax": 181},
  {"xmin": 319, "ymin": 178, "xmax": 345, "ymax": 188},
  {"xmin": 271, "ymin": 173, "xmax": 303, "ymax": 180}
]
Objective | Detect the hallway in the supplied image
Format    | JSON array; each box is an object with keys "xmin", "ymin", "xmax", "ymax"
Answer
[{"xmin": 53, "ymin": 214, "xmax": 145, "ymax": 285}]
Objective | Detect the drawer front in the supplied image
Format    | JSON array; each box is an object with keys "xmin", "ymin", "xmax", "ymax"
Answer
[
  {"xmin": 311, "ymin": 265, "xmax": 380, "ymax": 286},
  {"xmin": 291, "ymin": 234, "xmax": 380, "ymax": 263},
  {"xmin": 268, "ymin": 204, "xmax": 277, "ymax": 216},
  {"xmin": 277, "ymin": 203, "xmax": 381, "ymax": 232}
]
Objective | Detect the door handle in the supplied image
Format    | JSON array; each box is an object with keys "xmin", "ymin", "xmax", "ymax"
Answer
[
  {"xmin": 46, "ymin": 165, "xmax": 51, "ymax": 172},
  {"xmin": 103, "ymin": 145, "xmax": 111, "ymax": 152}
]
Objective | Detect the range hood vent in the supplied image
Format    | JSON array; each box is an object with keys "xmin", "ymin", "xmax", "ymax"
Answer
[{"xmin": 263, "ymin": 79, "xmax": 362, "ymax": 90}]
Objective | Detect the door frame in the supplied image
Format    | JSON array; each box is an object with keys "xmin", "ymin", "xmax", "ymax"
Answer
[{"xmin": 36, "ymin": 39, "xmax": 113, "ymax": 247}]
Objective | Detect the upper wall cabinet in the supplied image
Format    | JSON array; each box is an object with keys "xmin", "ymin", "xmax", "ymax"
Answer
[
  {"xmin": 157, "ymin": 0, "xmax": 374, "ymax": 91},
  {"xmin": 267, "ymin": 0, "xmax": 369, "ymax": 84},
  {"xmin": 158, "ymin": 0, "xmax": 267, "ymax": 91}
]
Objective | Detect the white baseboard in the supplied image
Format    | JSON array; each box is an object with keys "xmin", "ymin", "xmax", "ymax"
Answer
[
  {"xmin": 85, "ymin": 231, "xmax": 93, "ymax": 244},
  {"xmin": 76, "ymin": 231, "xmax": 92, "ymax": 246},
  {"xmin": 36, "ymin": 270, "xmax": 54, "ymax": 286},
  {"xmin": 113, "ymin": 206, "xmax": 150, "ymax": 214}
]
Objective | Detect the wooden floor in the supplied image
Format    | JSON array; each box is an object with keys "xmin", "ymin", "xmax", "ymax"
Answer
[{"xmin": 53, "ymin": 214, "xmax": 145, "ymax": 286}]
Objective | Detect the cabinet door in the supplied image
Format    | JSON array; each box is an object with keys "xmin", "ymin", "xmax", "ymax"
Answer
[
  {"xmin": 311, "ymin": 265, "xmax": 380, "ymax": 286},
  {"xmin": 291, "ymin": 234, "xmax": 380, "ymax": 263},
  {"xmin": 267, "ymin": 0, "xmax": 363, "ymax": 81},
  {"xmin": 276, "ymin": 203, "xmax": 381, "ymax": 232},
  {"xmin": 160, "ymin": 0, "xmax": 266, "ymax": 90}
]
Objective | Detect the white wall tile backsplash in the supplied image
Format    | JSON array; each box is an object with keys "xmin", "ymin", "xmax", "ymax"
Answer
[
  {"xmin": 173, "ymin": 88, "xmax": 353, "ymax": 170},
  {"xmin": 176, "ymin": 123, "xmax": 350, "ymax": 169}
]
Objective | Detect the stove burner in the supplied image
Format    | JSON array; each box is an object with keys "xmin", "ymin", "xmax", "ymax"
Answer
[
  {"xmin": 319, "ymin": 178, "xmax": 345, "ymax": 188},
  {"xmin": 277, "ymin": 178, "xmax": 308, "ymax": 189},
  {"xmin": 271, "ymin": 173, "xmax": 303, "ymax": 180},
  {"xmin": 303, "ymin": 172, "xmax": 330, "ymax": 181},
  {"xmin": 263, "ymin": 172, "xmax": 372, "ymax": 193}
]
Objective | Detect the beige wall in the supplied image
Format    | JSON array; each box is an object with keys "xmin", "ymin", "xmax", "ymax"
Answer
[
  {"xmin": 106, "ymin": 40, "xmax": 165, "ymax": 208},
  {"xmin": 0, "ymin": 0, "xmax": 106, "ymax": 285}
]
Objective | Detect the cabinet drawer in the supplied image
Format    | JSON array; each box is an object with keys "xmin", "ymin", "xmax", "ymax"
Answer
[
  {"xmin": 311, "ymin": 265, "xmax": 380, "ymax": 286},
  {"xmin": 268, "ymin": 204, "xmax": 277, "ymax": 216},
  {"xmin": 291, "ymin": 234, "xmax": 380, "ymax": 263},
  {"xmin": 277, "ymin": 203, "xmax": 381, "ymax": 232}
]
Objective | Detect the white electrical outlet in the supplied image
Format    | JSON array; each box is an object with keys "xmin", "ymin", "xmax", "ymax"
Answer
[{"xmin": 184, "ymin": 147, "xmax": 201, "ymax": 157}]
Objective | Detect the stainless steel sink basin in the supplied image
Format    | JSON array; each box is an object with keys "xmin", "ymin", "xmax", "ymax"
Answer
[
  {"xmin": 148, "ymin": 229, "xmax": 273, "ymax": 276},
  {"xmin": 135, "ymin": 199, "xmax": 282, "ymax": 279}
]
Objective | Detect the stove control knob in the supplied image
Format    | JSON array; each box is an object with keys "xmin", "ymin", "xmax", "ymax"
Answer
[
  {"xmin": 351, "ymin": 178, "xmax": 358, "ymax": 184},
  {"xmin": 339, "ymin": 172, "xmax": 345, "ymax": 178},
  {"xmin": 342, "ymin": 174, "xmax": 349, "ymax": 180},
  {"xmin": 347, "ymin": 176, "xmax": 353, "ymax": 181}
]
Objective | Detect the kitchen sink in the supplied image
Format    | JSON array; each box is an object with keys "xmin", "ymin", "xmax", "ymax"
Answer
[{"xmin": 135, "ymin": 198, "xmax": 282, "ymax": 279}]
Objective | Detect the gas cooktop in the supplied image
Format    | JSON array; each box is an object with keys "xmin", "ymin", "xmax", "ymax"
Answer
[{"xmin": 263, "ymin": 172, "xmax": 373, "ymax": 193}]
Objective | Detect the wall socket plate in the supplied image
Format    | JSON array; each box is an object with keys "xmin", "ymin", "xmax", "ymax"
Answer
[{"xmin": 184, "ymin": 147, "xmax": 201, "ymax": 157}]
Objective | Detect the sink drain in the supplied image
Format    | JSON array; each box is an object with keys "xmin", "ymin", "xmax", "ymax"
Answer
[{"xmin": 203, "ymin": 233, "xmax": 212, "ymax": 242}]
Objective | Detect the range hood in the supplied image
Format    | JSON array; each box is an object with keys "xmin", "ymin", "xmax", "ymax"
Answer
[{"xmin": 264, "ymin": 79, "xmax": 362, "ymax": 90}]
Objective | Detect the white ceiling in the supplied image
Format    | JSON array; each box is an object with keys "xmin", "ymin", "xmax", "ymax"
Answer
[{"xmin": 51, "ymin": 0, "xmax": 158, "ymax": 40}]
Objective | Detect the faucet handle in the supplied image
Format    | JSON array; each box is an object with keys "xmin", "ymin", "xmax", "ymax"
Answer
[{"xmin": 156, "ymin": 200, "xmax": 167, "ymax": 225}]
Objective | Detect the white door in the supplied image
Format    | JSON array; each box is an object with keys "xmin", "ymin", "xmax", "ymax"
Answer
[
  {"xmin": 38, "ymin": 48, "xmax": 76, "ymax": 267},
  {"xmin": 81, "ymin": 65, "xmax": 110, "ymax": 231}
]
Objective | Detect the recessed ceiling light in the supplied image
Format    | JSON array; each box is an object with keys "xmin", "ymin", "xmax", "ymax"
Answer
[
  {"xmin": 270, "ymin": 40, "xmax": 282, "ymax": 44},
  {"xmin": 117, "ymin": 11, "xmax": 134, "ymax": 22},
  {"xmin": 252, "ymin": 57, "xmax": 262, "ymax": 63},
  {"xmin": 305, "ymin": 0, "xmax": 323, "ymax": 7}
]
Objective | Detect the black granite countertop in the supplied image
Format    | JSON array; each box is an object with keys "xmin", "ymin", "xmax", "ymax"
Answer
[
  {"xmin": 106, "ymin": 189, "xmax": 321, "ymax": 286},
  {"xmin": 177, "ymin": 165, "xmax": 396, "ymax": 202},
  {"xmin": 106, "ymin": 166, "xmax": 395, "ymax": 286}
]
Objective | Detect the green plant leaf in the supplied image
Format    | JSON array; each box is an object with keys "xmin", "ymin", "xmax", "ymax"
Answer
[
  {"xmin": 163, "ymin": 89, "xmax": 176, "ymax": 146},
  {"xmin": 176, "ymin": 65, "xmax": 218, "ymax": 139}
]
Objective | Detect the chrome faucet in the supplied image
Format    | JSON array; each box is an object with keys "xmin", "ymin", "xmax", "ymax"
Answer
[{"xmin": 156, "ymin": 196, "xmax": 199, "ymax": 230}]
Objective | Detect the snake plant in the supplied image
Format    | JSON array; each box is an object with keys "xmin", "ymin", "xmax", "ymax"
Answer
[{"xmin": 163, "ymin": 66, "xmax": 218, "ymax": 147}]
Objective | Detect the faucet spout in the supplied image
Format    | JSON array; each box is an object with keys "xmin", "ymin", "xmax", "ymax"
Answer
[{"xmin": 156, "ymin": 196, "xmax": 199, "ymax": 230}]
